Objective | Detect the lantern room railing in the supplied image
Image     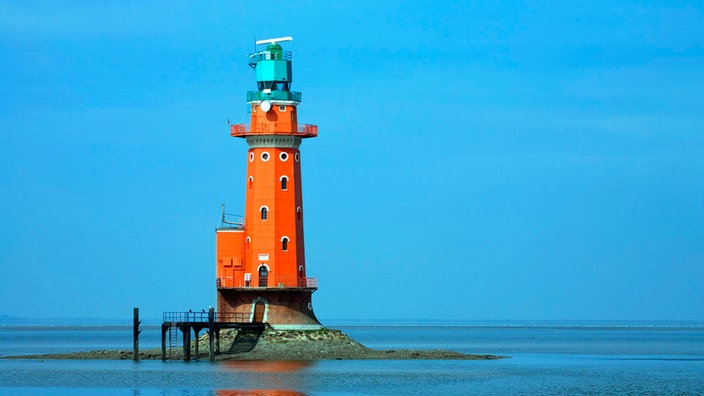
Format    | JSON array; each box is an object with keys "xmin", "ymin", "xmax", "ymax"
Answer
[{"xmin": 248, "ymin": 49, "xmax": 292, "ymax": 66}]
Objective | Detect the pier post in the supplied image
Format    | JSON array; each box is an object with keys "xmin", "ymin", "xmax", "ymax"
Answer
[
  {"xmin": 215, "ymin": 329, "xmax": 220, "ymax": 353},
  {"xmin": 161, "ymin": 323, "xmax": 168, "ymax": 361},
  {"xmin": 182, "ymin": 325, "xmax": 191, "ymax": 361},
  {"xmin": 194, "ymin": 328, "xmax": 200, "ymax": 355},
  {"xmin": 133, "ymin": 307, "xmax": 140, "ymax": 361},
  {"xmin": 208, "ymin": 307, "xmax": 215, "ymax": 361}
]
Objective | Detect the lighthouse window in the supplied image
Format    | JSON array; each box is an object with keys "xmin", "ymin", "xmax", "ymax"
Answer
[
  {"xmin": 294, "ymin": 153, "xmax": 300, "ymax": 162},
  {"xmin": 279, "ymin": 105, "xmax": 286, "ymax": 112},
  {"xmin": 261, "ymin": 152, "xmax": 270, "ymax": 161},
  {"xmin": 280, "ymin": 176, "xmax": 288, "ymax": 190},
  {"xmin": 281, "ymin": 237, "xmax": 289, "ymax": 251},
  {"xmin": 260, "ymin": 206, "xmax": 268, "ymax": 220},
  {"xmin": 296, "ymin": 207, "xmax": 302, "ymax": 220},
  {"xmin": 249, "ymin": 153, "xmax": 254, "ymax": 162},
  {"xmin": 279, "ymin": 152, "xmax": 289, "ymax": 161},
  {"xmin": 248, "ymin": 176, "xmax": 253, "ymax": 190},
  {"xmin": 258, "ymin": 266, "xmax": 268, "ymax": 287}
]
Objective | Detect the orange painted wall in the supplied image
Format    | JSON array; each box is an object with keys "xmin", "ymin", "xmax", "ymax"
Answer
[
  {"xmin": 243, "ymin": 145, "xmax": 306, "ymax": 286},
  {"xmin": 215, "ymin": 229, "xmax": 245, "ymax": 287},
  {"xmin": 217, "ymin": 102, "xmax": 310, "ymax": 289},
  {"xmin": 249, "ymin": 104, "xmax": 298, "ymax": 133}
]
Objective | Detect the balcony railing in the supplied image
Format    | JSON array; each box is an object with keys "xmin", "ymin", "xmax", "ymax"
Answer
[
  {"xmin": 218, "ymin": 211, "xmax": 244, "ymax": 230},
  {"xmin": 247, "ymin": 90, "xmax": 301, "ymax": 103},
  {"xmin": 248, "ymin": 49, "xmax": 292, "ymax": 67},
  {"xmin": 163, "ymin": 311, "xmax": 251, "ymax": 323},
  {"xmin": 216, "ymin": 276, "xmax": 318, "ymax": 289},
  {"xmin": 230, "ymin": 123, "xmax": 318, "ymax": 138},
  {"xmin": 217, "ymin": 222, "xmax": 243, "ymax": 230}
]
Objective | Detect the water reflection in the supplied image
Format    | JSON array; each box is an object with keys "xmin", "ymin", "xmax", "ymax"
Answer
[
  {"xmin": 219, "ymin": 360, "xmax": 313, "ymax": 373},
  {"xmin": 216, "ymin": 391, "xmax": 306, "ymax": 396}
]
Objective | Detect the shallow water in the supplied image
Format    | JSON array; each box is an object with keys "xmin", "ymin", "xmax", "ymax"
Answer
[{"xmin": 1, "ymin": 321, "xmax": 703, "ymax": 395}]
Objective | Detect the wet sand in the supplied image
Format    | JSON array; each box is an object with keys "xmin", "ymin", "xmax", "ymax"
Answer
[{"xmin": 7, "ymin": 328, "xmax": 504, "ymax": 361}]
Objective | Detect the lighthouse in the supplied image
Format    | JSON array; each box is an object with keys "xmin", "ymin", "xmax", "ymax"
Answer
[{"xmin": 215, "ymin": 37, "xmax": 321, "ymax": 329}]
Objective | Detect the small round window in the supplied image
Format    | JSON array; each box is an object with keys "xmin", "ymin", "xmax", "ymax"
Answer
[
  {"xmin": 249, "ymin": 153, "xmax": 254, "ymax": 162},
  {"xmin": 261, "ymin": 152, "xmax": 270, "ymax": 161},
  {"xmin": 280, "ymin": 152, "xmax": 289, "ymax": 161},
  {"xmin": 294, "ymin": 152, "xmax": 300, "ymax": 162}
]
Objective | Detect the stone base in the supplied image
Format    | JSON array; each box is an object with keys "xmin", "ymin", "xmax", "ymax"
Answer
[{"xmin": 216, "ymin": 287, "xmax": 320, "ymax": 327}]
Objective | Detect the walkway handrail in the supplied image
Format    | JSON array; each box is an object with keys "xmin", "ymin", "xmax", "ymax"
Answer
[{"xmin": 162, "ymin": 311, "xmax": 251, "ymax": 323}]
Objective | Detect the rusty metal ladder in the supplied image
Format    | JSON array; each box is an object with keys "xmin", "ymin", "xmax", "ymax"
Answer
[{"xmin": 168, "ymin": 324, "xmax": 178, "ymax": 359}]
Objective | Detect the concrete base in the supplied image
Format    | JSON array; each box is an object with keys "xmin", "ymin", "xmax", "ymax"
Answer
[
  {"xmin": 216, "ymin": 287, "xmax": 321, "ymax": 327},
  {"xmin": 269, "ymin": 323, "xmax": 324, "ymax": 330}
]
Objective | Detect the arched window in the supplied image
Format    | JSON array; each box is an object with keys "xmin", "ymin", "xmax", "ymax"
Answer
[
  {"xmin": 280, "ymin": 176, "xmax": 288, "ymax": 190},
  {"xmin": 248, "ymin": 176, "xmax": 253, "ymax": 190},
  {"xmin": 260, "ymin": 206, "xmax": 268, "ymax": 220},
  {"xmin": 281, "ymin": 237, "xmax": 289, "ymax": 251},
  {"xmin": 296, "ymin": 207, "xmax": 302, "ymax": 221}
]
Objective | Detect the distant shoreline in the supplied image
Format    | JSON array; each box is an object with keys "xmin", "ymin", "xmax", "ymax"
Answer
[{"xmin": 2, "ymin": 317, "xmax": 703, "ymax": 328}]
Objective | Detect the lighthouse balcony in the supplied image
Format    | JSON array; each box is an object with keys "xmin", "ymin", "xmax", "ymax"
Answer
[
  {"xmin": 248, "ymin": 48, "xmax": 292, "ymax": 66},
  {"xmin": 230, "ymin": 123, "xmax": 318, "ymax": 138},
  {"xmin": 247, "ymin": 90, "xmax": 301, "ymax": 103},
  {"xmin": 216, "ymin": 276, "xmax": 318, "ymax": 289}
]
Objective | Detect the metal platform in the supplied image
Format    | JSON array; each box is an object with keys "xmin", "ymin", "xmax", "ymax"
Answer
[{"xmin": 161, "ymin": 309, "xmax": 265, "ymax": 361}]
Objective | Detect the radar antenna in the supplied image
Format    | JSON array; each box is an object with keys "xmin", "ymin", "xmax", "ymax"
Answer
[{"xmin": 255, "ymin": 36, "xmax": 293, "ymax": 46}]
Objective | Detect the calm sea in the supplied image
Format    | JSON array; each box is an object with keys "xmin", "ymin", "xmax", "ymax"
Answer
[{"xmin": 0, "ymin": 320, "xmax": 703, "ymax": 395}]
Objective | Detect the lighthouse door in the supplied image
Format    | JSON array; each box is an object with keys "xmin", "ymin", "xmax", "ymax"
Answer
[
  {"xmin": 253, "ymin": 301, "xmax": 265, "ymax": 323},
  {"xmin": 258, "ymin": 266, "xmax": 268, "ymax": 287}
]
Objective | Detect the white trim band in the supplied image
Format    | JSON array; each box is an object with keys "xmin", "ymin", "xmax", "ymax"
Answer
[{"xmin": 247, "ymin": 136, "xmax": 302, "ymax": 149}]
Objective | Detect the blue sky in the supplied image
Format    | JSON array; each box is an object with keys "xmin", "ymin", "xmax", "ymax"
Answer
[{"xmin": 1, "ymin": 1, "xmax": 702, "ymax": 322}]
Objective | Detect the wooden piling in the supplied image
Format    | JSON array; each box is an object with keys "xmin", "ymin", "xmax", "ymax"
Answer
[
  {"xmin": 133, "ymin": 307, "xmax": 140, "ymax": 361},
  {"xmin": 194, "ymin": 328, "xmax": 200, "ymax": 355},
  {"xmin": 161, "ymin": 324, "xmax": 168, "ymax": 360},
  {"xmin": 182, "ymin": 325, "xmax": 191, "ymax": 361},
  {"xmin": 216, "ymin": 328, "xmax": 220, "ymax": 353},
  {"xmin": 208, "ymin": 307, "xmax": 215, "ymax": 361}
]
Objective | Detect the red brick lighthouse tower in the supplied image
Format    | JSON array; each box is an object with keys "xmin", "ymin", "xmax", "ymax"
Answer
[{"xmin": 215, "ymin": 37, "xmax": 321, "ymax": 329}]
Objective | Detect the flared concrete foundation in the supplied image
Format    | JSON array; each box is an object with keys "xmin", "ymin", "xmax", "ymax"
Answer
[{"xmin": 216, "ymin": 287, "xmax": 322, "ymax": 330}]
